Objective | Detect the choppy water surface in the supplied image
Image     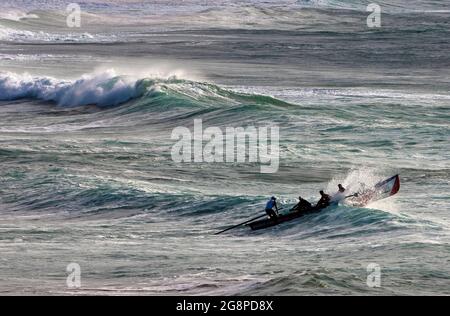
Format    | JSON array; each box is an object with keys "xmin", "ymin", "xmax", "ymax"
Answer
[{"xmin": 0, "ymin": 0, "xmax": 449, "ymax": 295}]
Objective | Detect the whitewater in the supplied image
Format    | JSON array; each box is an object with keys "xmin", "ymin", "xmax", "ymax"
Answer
[{"xmin": 0, "ymin": 1, "xmax": 449, "ymax": 295}]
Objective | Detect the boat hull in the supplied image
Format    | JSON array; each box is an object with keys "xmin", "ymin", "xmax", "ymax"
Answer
[
  {"xmin": 247, "ymin": 175, "xmax": 400, "ymax": 231},
  {"xmin": 347, "ymin": 174, "xmax": 400, "ymax": 206},
  {"xmin": 247, "ymin": 206, "xmax": 324, "ymax": 230}
]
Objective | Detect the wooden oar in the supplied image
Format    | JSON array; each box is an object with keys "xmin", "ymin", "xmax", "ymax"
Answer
[{"xmin": 214, "ymin": 208, "xmax": 284, "ymax": 235}]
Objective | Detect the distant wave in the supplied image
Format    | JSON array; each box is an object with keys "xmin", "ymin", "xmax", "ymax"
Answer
[
  {"xmin": 297, "ymin": 0, "xmax": 450, "ymax": 12},
  {"xmin": 2, "ymin": 1, "xmax": 450, "ymax": 14},
  {"xmin": 1, "ymin": 3, "xmax": 448, "ymax": 43},
  {"xmin": 0, "ymin": 53, "xmax": 72, "ymax": 61},
  {"xmin": 0, "ymin": 8, "xmax": 39, "ymax": 21},
  {"xmin": 0, "ymin": 25, "xmax": 112, "ymax": 43},
  {"xmin": 0, "ymin": 8, "xmax": 116, "ymax": 43},
  {"xmin": 1, "ymin": 2, "xmax": 449, "ymax": 39}
]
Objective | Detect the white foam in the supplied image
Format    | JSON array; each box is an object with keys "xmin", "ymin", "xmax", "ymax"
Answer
[
  {"xmin": 0, "ymin": 9, "xmax": 39, "ymax": 21},
  {"xmin": 325, "ymin": 168, "xmax": 404, "ymax": 215},
  {"xmin": 0, "ymin": 53, "xmax": 65, "ymax": 61},
  {"xmin": 0, "ymin": 26, "xmax": 111, "ymax": 43},
  {"xmin": 0, "ymin": 70, "xmax": 143, "ymax": 107}
]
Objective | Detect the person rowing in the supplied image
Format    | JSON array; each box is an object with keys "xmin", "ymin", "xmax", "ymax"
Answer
[
  {"xmin": 331, "ymin": 183, "xmax": 347, "ymax": 202},
  {"xmin": 292, "ymin": 196, "xmax": 312, "ymax": 213},
  {"xmin": 265, "ymin": 196, "xmax": 279, "ymax": 219},
  {"xmin": 316, "ymin": 190, "xmax": 331, "ymax": 209}
]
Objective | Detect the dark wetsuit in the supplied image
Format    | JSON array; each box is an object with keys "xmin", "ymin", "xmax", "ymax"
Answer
[
  {"xmin": 292, "ymin": 198, "xmax": 312, "ymax": 212},
  {"xmin": 316, "ymin": 194, "xmax": 331, "ymax": 209}
]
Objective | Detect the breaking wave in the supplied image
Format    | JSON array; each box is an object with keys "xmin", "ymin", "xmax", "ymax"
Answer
[
  {"xmin": 0, "ymin": 70, "xmax": 145, "ymax": 107},
  {"xmin": 0, "ymin": 70, "xmax": 292, "ymax": 109}
]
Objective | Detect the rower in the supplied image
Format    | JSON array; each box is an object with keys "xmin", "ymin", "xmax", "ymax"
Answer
[
  {"xmin": 316, "ymin": 190, "xmax": 331, "ymax": 209},
  {"xmin": 265, "ymin": 196, "xmax": 279, "ymax": 219},
  {"xmin": 331, "ymin": 184, "xmax": 346, "ymax": 202},
  {"xmin": 292, "ymin": 196, "xmax": 312, "ymax": 212}
]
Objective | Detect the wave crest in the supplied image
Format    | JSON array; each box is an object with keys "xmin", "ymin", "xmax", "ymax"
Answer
[{"xmin": 0, "ymin": 70, "xmax": 145, "ymax": 107}]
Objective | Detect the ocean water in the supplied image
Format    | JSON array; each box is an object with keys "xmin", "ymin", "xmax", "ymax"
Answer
[{"xmin": 0, "ymin": 0, "xmax": 449, "ymax": 295}]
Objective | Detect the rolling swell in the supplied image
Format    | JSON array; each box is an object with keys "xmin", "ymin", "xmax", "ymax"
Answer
[
  {"xmin": 1, "ymin": 155, "xmax": 427, "ymax": 238},
  {"xmin": 244, "ymin": 203, "xmax": 441, "ymax": 240},
  {"xmin": 0, "ymin": 70, "xmax": 291, "ymax": 109}
]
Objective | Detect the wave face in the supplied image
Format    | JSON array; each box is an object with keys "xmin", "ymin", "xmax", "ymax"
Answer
[
  {"xmin": 1, "ymin": 1, "xmax": 450, "ymax": 296},
  {"xmin": 0, "ymin": 70, "xmax": 292, "ymax": 111}
]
